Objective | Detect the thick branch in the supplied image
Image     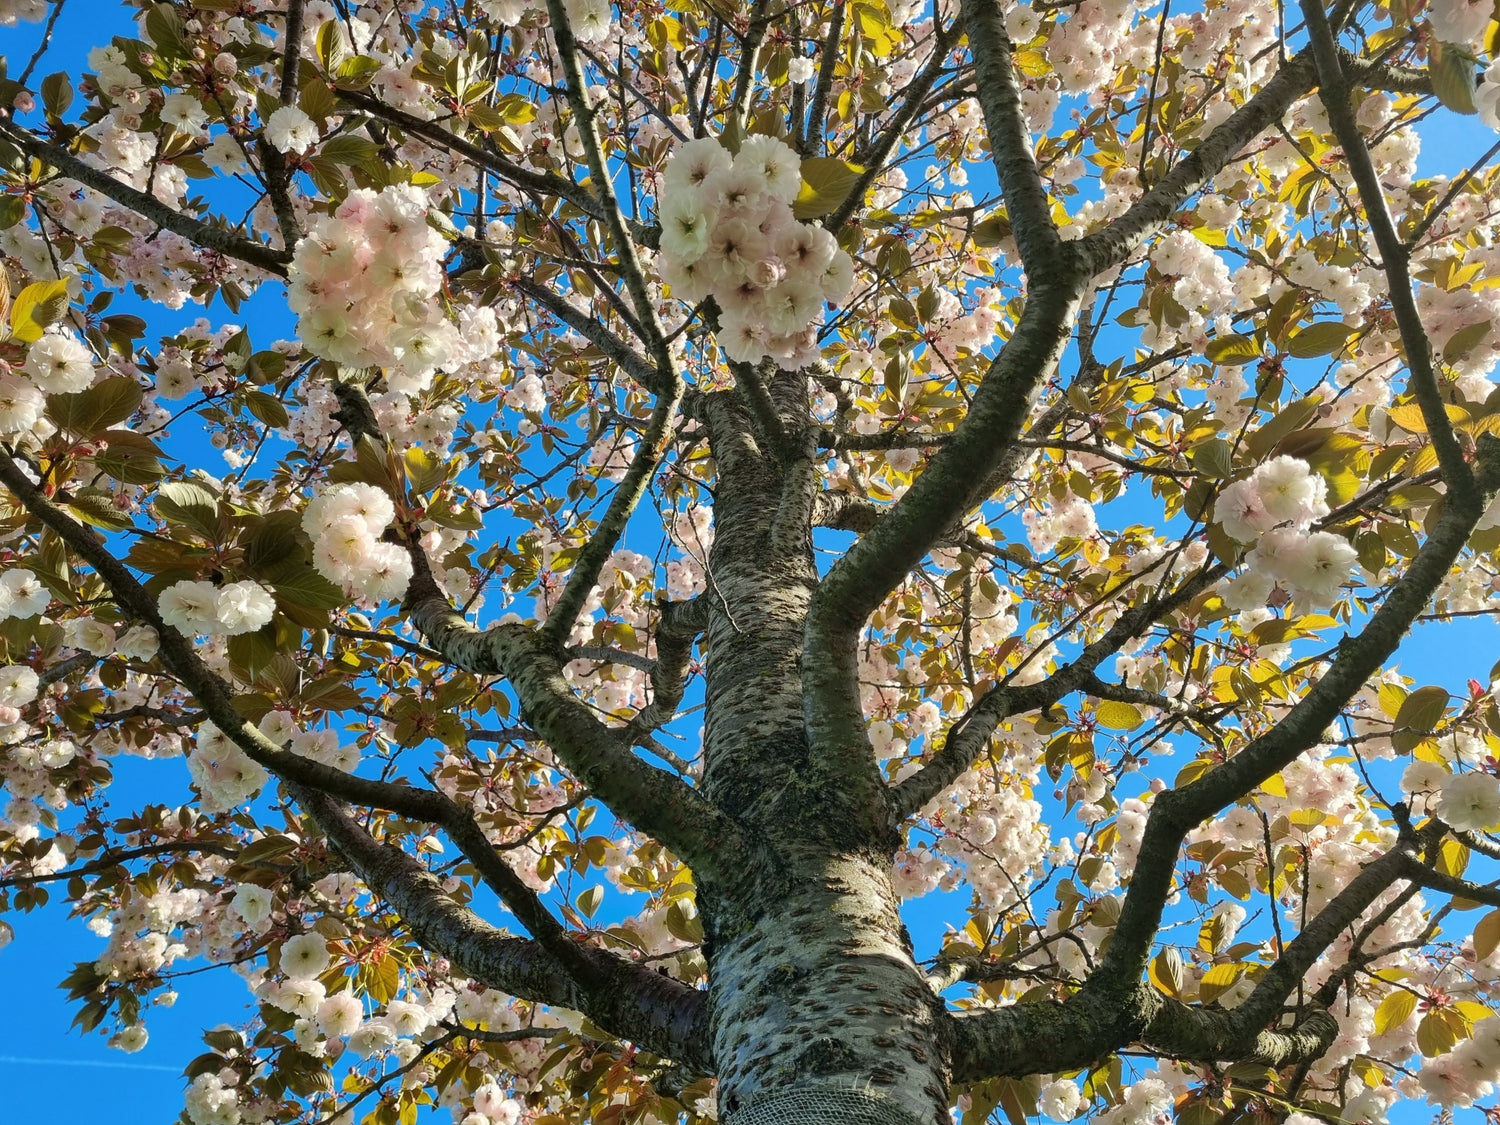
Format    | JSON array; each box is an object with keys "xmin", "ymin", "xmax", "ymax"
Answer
[
  {"xmin": 1080, "ymin": 53, "xmax": 1317, "ymax": 272},
  {"xmin": 959, "ymin": 0, "xmax": 1062, "ymax": 271},
  {"xmin": 400, "ymin": 549, "xmax": 751, "ymax": 888},
  {"xmin": 295, "ymin": 785, "xmax": 713, "ymax": 1072},
  {"xmin": 1085, "ymin": 436, "xmax": 1500, "ymax": 994},
  {"xmin": 0, "ymin": 122, "xmax": 290, "ymax": 276},
  {"xmin": 1301, "ymin": 0, "xmax": 1474, "ymax": 502},
  {"xmin": 627, "ymin": 596, "xmax": 708, "ymax": 736},
  {"xmin": 947, "ymin": 981, "xmax": 1336, "ymax": 1083},
  {"xmin": 805, "ymin": 273, "xmax": 1086, "ymax": 803}
]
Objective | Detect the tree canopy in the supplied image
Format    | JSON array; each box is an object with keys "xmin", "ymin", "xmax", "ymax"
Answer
[{"xmin": 3, "ymin": 0, "xmax": 1500, "ymax": 1123}]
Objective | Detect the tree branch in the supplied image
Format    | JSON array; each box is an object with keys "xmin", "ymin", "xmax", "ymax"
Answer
[
  {"xmin": 1079, "ymin": 435, "xmax": 1500, "ymax": 999},
  {"xmin": 0, "ymin": 839, "xmax": 238, "ymax": 888},
  {"xmin": 959, "ymin": 0, "xmax": 1062, "ymax": 271},
  {"xmin": 399, "ymin": 545, "xmax": 752, "ymax": 889},
  {"xmin": 1300, "ymin": 0, "xmax": 1475, "ymax": 503},
  {"xmin": 0, "ymin": 122, "xmax": 290, "ymax": 276},
  {"xmin": 511, "ymin": 276, "xmax": 664, "ymax": 392},
  {"xmin": 294, "ymin": 784, "xmax": 712, "ymax": 1072},
  {"xmin": 626, "ymin": 596, "xmax": 708, "ymax": 737}
]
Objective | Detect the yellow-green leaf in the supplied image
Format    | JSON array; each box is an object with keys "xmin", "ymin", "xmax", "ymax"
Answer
[
  {"xmin": 1374, "ymin": 989, "xmax": 1417, "ymax": 1035},
  {"xmin": 10, "ymin": 279, "xmax": 70, "ymax": 344},
  {"xmin": 793, "ymin": 157, "xmax": 865, "ymax": 219},
  {"xmin": 1205, "ymin": 334, "xmax": 1260, "ymax": 366},
  {"xmin": 1430, "ymin": 40, "xmax": 1479, "ymax": 115},
  {"xmin": 1286, "ymin": 320, "xmax": 1356, "ymax": 359},
  {"xmin": 1149, "ymin": 947, "xmax": 1184, "ymax": 997},
  {"xmin": 1096, "ymin": 699, "xmax": 1145, "ymax": 731},
  {"xmin": 1475, "ymin": 909, "xmax": 1500, "ymax": 961},
  {"xmin": 1197, "ymin": 962, "xmax": 1242, "ymax": 1004}
]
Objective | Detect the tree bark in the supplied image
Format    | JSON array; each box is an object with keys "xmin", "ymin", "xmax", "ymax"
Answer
[{"xmin": 690, "ymin": 389, "xmax": 950, "ymax": 1123}]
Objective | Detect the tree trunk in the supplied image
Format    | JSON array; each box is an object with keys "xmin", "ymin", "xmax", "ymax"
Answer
[
  {"xmin": 694, "ymin": 389, "xmax": 950, "ymax": 1124},
  {"xmin": 708, "ymin": 850, "xmax": 951, "ymax": 1125}
]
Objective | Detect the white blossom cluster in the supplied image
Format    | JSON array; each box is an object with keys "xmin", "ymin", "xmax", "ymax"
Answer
[
  {"xmin": 1215, "ymin": 456, "xmax": 1358, "ymax": 610},
  {"xmin": 287, "ymin": 186, "xmax": 455, "ymax": 394},
  {"xmin": 186, "ymin": 723, "xmax": 268, "ymax": 814},
  {"xmin": 1419, "ymin": 1016, "xmax": 1500, "ymax": 1106},
  {"xmin": 1435, "ymin": 770, "xmax": 1500, "ymax": 834},
  {"xmin": 0, "ymin": 330, "xmax": 96, "ymax": 436},
  {"xmin": 301, "ymin": 482, "xmax": 413, "ymax": 603},
  {"xmin": 656, "ymin": 135, "xmax": 854, "ymax": 366},
  {"xmin": 158, "ymin": 579, "xmax": 276, "ymax": 637}
]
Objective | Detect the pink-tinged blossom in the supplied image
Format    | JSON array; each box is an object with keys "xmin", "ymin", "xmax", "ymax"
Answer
[
  {"xmin": 159, "ymin": 579, "xmax": 224, "ymax": 636},
  {"xmin": 280, "ymin": 933, "xmax": 334, "ymax": 980},
  {"xmin": 1426, "ymin": 0, "xmax": 1492, "ymax": 46},
  {"xmin": 187, "ymin": 723, "xmax": 268, "ymax": 813},
  {"xmin": 1480, "ymin": 61, "xmax": 1500, "ymax": 132},
  {"xmin": 656, "ymin": 135, "xmax": 852, "ymax": 366},
  {"xmin": 1438, "ymin": 770, "xmax": 1500, "ymax": 832},
  {"xmin": 0, "ymin": 368, "xmax": 46, "ymax": 434},
  {"xmin": 302, "ymin": 483, "xmax": 411, "ymax": 603},
  {"xmin": 214, "ymin": 581, "xmax": 275, "ymax": 636},
  {"xmin": 317, "ymin": 992, "xmax": 364, "ymax": 1038},
  {"xmin": 0, "ymin": 665, "xmax": 39, "ymax": 708},
  {"xmin": 264, "ymin": 105, "xmax": 318, "ymax": 153},
  {"xmin": 230, "ymin": 885, "xmax": 274, "ymax": 933},
  {"xmin": 0, "ymin": 568, "xmax": 49, "ymax": 618},
  {"xmin": 1255, "ymin": 455, "xmax": 1329, "ymax": 525}
]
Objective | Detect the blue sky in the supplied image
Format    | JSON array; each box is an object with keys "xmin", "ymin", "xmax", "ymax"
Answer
[{"xmin": 4, "ymin": 2, "xmax": 1500, "ymax": 1123}]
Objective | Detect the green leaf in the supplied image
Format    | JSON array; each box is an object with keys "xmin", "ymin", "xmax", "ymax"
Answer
[
  {"xmin": 243, "ymin": 510, "xmax": 306, "ymax": 573},
  {"xmin": 244, "ymin": 390, "xmax": 289, "ymax": 429},
  {"xmin": 1286, "ymin": 320, "xmax": 1356, "ymax": 359},
  {"xmin": 40, "ymin": 72, "xmax": 73, "ymax": 119},
  {"xmin": 0, "ymin": 195, "xmax": 25, "ymax": 230},
  {"xmin": 46, "ymin": 377, "xmax": 142, "ymax": 436},
  {"xmin": 1443, "ymin": 321, "xmax": 1492, "ymax": 367},
  {"xmin": 94, "ymin": 430, "xmax": 165, "ymax": 484},
  {"xmin": 1246, "ymin": 397, "xmax": 1322, "ymax": 460},
  {"xmin": 1394, "ymin": 684, "xmax": 1449, "ymax": 736},
  {"xmin": 315, "ymin": 19, "xmax": 348, "ymax": 70},
  {"xmin": 1430, "ymin": 40, "xmax": 1479, "ymax": 115},
  {"xmin": 577, "ymin": 885, "xmax": 604, "ymax": 918},
  {"xmin": 793, "ymin": 156, "xmax": 865, "ymax": 219},
  {"xmin": 404, "ymin": 447, "xmax": 447, "ymax": 494},
  {"xmin": 318, "ymin": 134, "xmax": 378, "ymax": 168},
  {"xmin": 1204, "ymin": 334, "xmax": 1260, "ymax": 366},
  {"xmin": 144, "ymin": 2, "xmax": 186, "ymax": 58},
  {"xmin": 68, "ymin": 488, "xmax": 134, "ymax": 532},
  {"xmin": 1188, "ymin": 437, "xmax": 1234, "ymax": 480},
  {"xmin": 228, "ymin": 623, "xmax": 280, "ymax": 681},
  {"xmin": 154, "ymin": 481, "xmax": 221, "ymax": 541},
  {"xmin": 267, "ymin": 565, "xmax": 346, "ymax": 611}
]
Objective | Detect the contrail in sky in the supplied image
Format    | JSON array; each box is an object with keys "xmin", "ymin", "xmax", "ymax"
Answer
[{"xmin": 0, "ymin": 1053, "xmax": 181, "ymax": 1073}]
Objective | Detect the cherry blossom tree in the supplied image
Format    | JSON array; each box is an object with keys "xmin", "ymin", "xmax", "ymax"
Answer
[{"xmin": 3, "ymin": 0, "xmax": 1500, "ymax": 1122}]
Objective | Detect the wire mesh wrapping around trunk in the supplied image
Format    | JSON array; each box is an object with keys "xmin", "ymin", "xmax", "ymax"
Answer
[{"xmin": 724, "ymin": 1088, "xmax": 932, "ymax": 1125}]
